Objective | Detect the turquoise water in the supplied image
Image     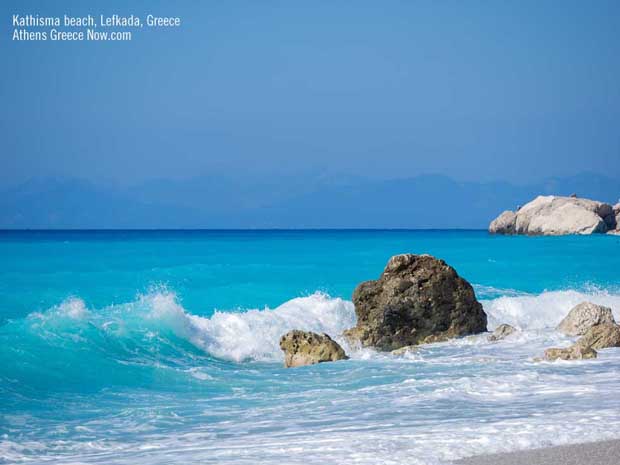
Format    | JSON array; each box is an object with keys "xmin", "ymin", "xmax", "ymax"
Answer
[{"xmin": 1, "ymin": 230, "xmax": 620, "ymax": 464}]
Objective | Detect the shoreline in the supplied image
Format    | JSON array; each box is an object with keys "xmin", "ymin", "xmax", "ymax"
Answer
[{"xmin": 453, "ymin": 439, "xmax": 620, "ymax": 465}]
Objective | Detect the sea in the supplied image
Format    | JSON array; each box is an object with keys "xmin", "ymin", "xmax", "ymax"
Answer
[{"xmin": 1, "ymin": 230, "xmax": 619, "ymax": 465}]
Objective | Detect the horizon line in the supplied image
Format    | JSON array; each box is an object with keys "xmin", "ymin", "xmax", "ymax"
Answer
[{"xmin": 0, "ymin": 228, "xmax": 489, "ymax": 232}]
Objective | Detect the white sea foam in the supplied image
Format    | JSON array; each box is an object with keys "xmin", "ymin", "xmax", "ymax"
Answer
[
  {"xmin": 139, "ymin": 287, "xmax": 620, "ymax": 362},
  {"xmin": 144, "ymin": 291, "xmax": 356, "ymax": 362},
  {"xmin": 21, "ymin": 287, "xmax": 620, "ymax": 364},
  {"xmin": 28, "ymin": 297, "xmax": 91, "ymax": 322},
  {"xmin": 482, "ymin": 288, "xmax": 620, "ymax": 330},
  {"xmin": 6, "ymin": 288, "xmax": 620, "ymax": 465}
]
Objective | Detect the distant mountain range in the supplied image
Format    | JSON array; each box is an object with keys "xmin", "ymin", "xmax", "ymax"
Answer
[{"xmin": 1, "ymin": 173, "xmax": 618, "ymax": 229}]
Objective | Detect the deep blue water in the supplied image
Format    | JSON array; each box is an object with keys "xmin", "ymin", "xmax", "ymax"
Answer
[{"xmin": 1, "ymin": 230, "xmax": 619, "ymax": 464}]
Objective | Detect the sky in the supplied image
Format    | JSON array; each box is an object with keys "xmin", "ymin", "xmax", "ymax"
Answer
[{"xmin": 2, "ymin": 0, "xmax": 619, "ymax": 189}]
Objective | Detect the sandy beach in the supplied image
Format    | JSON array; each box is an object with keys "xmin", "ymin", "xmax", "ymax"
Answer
[{"xmin": 454, "ymin": 439, "xmax": 620, "ymax": 465}]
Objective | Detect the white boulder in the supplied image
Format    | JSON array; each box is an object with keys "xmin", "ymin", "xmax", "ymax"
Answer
[
  {"xmin": 489, "ymin": 195, "xmax": 614, "ymax": 236},
  {"xmin": 556, "ymin": 302, "xmax": 616, "ymax": 336},
  {"xmin": 489, "ymin": 211, "xmax": 516, "ymax": 234}
]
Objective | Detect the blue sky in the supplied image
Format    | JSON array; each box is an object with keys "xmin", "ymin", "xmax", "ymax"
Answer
[{"xmin": 2, "ymin": 0, "xmax": 619, "ymax": 189}]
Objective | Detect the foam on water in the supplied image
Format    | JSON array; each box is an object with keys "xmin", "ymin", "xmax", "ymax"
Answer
[
  {"xmin": 4, "ymin": 287, "xmax": 620, "ymax": 369},
  {"xmin": 81, "ymin": 291, "xmax": 352, "ymax": 362},
  {"xmin": 482, "ymin": 287, "xmax": 620, "ymax": 330},
  {"xmin": 2, "ymin": 287, "xmax": 620, "ymax": 464},
  {"xmin": 136, "ymin": 290, "xmax": 356, "ymax": 362},
  {"xmin": 138, "ymin": 287, "xmax": 620, "ymax": 361},
  {"xmin": 189, "ymin": 293, "xmax": 355, "ymax": 362}
]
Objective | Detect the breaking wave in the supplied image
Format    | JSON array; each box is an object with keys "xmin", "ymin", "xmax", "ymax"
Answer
[
  {"xmin": 482, "ymin": 287, "xmax": 620, "ymax": 330},
  {"xmin": 1, "ymin": 286, "xmax": 619, "ymax": 390}
]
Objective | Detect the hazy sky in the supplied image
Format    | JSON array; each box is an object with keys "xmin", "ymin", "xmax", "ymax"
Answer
[{"xmin": 2, "ymin": 0, "xmax": 619, "ymax": 188}]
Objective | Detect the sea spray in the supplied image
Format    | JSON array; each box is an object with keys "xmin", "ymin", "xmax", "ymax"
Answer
[
  {"xmin": 190, "ymin": 293, "xmax": 355, "ymax": 362},
  {"xmin": 481, "ymin": 288, "xmax": 620, "ymax": 330},
  {"xmin": 2, "ymin": 287, "xmax": 620, "ymax": 464},
  {"xmin": 2, "ymin": 287, "xmax": 619, "ymax": 385}
]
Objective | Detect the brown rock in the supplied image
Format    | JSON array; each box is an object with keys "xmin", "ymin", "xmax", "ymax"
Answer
[
  {"xmin": 343, "ymin": 254, "xmax": 487, "ymax": 351},
  {"xmin": 488, "ymin": 324, "xmax": 517, "ymax": 342},
  {"xmin": 390, "ymin": 345, "xmax": 417, "ymax": 356},
  {"xmin": 576, "ymin": 323, "xmax": 620, "ymax": 351},
  {"xmin": 544, "ymin": 344, "xmax": 597, "ymax": 361},
  {"xmin": 279, "ymin": 330, "xmax": 348, "ymax": 368}
]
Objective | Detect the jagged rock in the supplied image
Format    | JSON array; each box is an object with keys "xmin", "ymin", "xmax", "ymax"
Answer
[
  {"xmin": 544, "ymin": 344, "xmax": 597, "ymax": 361},
  {"xmin": 343, "ymin": 254, "xmax": 487, "ymax": 351},
  {"xmin": 488, "ymin": 323, "xmax": 517, "ymax": 342},
  {"xmin": 556, "ymin": 302, "xmax": 616, "ymax": 336},
  {"xmin": 575, "ymin": 323, "xmax": 620, "ymax": 351},
  {"xmin": 489, "ymin": 211, "xmax": 517, "ymax": 234},
  {"xmin": 489, "ymin": 195, "xmax": 614, "ymax": 236},
  {"xmin": 279, "ymin": 330, "xmax": 348, "ymax": 368}
]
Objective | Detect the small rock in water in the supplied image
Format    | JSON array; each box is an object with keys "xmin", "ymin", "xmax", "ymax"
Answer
[
  {"xmin": 556, "ymin": 302, "xmax": 616, "ymax": 336},
  {"xmin": 543, "ymin": 344, "xmax": 597, "ymax": 361},
  {"xmin": 575, "ymin": 323, "xmax": 620, "ymax": 350},
  {"xmin": 279, "ymin": 330, "xmax": 348, "ymax": 368},
  {"xmin": 487, "ymin": 323, "xmax": 517, "ymax": 342},
  {"xmin": 542, "ymin": 321, "xmax": 619, "ymax": 362},
  {"xmin": 390, "ymin": 345, "xmax": 417, "ymax": 356}
]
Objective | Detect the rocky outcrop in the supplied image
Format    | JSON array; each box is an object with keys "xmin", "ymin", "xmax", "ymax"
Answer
[
  {"xmin": 556, "ymin": 302, "xmax": 616, "ymax": 336},
  {"xmin": 279, "ymin": 330, "xmax": 348, "ymax": 368},
  {"xmin": 489, "ymin": 195, "xmax": 616, "ymax": 236},
  {"xmin": 575, "ymin": 323, "xmax": 620, "ymax": 351},
  {"xmin": 487, "ymin": 324, "xmax": 517, "ymax": 342},
  {"xmin": 489, "ymin": 211, "xmax": 517, "ymax": 234},
  {"xmin": 544, "ymin": 344, "xmax": 597, "ymax": 361},
  {"xmin": 343, "ymin": 254, "xmax": 487, "ymax": 351}
]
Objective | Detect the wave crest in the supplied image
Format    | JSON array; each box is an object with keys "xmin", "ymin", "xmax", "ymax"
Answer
[
  {"xmin": 4, "ymin": 286, "xmax": 620, "ymax": 382},
  {"xmin": 482, "ymin": 289, "xmax": 620, "ymax": 330},
  {"xmin": 188, "ymin": 293, "xmax": 355, "ymax": 362},
  {"xmin": 18, "ymin": 290, "xmax": 356, "ymax": 364}
]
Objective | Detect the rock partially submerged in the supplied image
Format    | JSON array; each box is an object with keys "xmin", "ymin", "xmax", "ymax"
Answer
[
  {"xmin": 542, "ymin": 305, "xmax": 619, "ymax": 362},
  {"xmin": 576, "ymin": 323, "xmax": 620, "ymax": 351},
  {"xmin": 487, "ymin": 324, "xmax": 517, "ymax": 342},
  {"xmin": 489, "ymin": 195, "xmax": 616, "ymax": 236},
  {"xmin": 343, "ymin": 254, "xmax": 487, "ymax": 351},
  {"xmin": 279, "ymin": 330, "xmax": 348, "ymax": 368},
  {"xmin": 556, "ymin": 302, "xmax": 616, "ymax": 336},
  {"xmin": 390, "ymin": 345, "xmax": 417, "ymax": 356},
  {"xmin": 544, "ymin": 344, "xmax": 597, "ymax": 361}
]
